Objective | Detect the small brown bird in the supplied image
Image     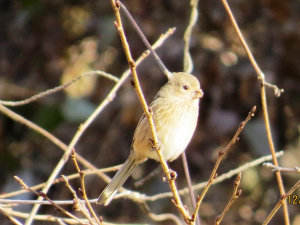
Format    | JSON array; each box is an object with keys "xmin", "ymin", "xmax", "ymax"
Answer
[{"xmin": 97, "ymin": 72, "xmax": 203, "ymax": 205}]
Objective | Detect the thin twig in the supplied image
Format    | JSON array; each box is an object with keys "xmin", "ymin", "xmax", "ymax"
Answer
[
  {"xmin": 0, "ymin": 28, "xmax": 174, "ymax": 225},
  {"xmin": 263, "ymin": 163, "xmax": 300, "ymax": 173},
  {"xmin": 220, "ymin": 0, "xmax": 279, "ymax": 93},
  {"xmin": 0, "ymin": 207, "xmax": 23, "ymax": 225},
  {"xmin": 148, "ymin": 212, "xmax": 183, "ymax": 225},
  {"xmin": 0, "ymin": 166, "xmax": 120, "ymax": 199},
  {"xmin": 263, "ymin": 180, "xmax": 300, "ymax": 225},
  {"xmin": 182, "ymin": 1, "xmax": 201, "ymax": 222},
  {"xmin": 183, "ymin": 0, "xmax": 200, "ymax": 73},
  {"xmin": 61, "ymin": 175, "xmax": 95, "ymax": 225},
  {"xmin": 110, "ymin": 0, "xmax": 191, "ymax": 222},
  {"xmin": 0, "ymin": 208, "xmax": 92, "ymax": 224},
  {"xmin": 14, "ymin": 176, "xmax": 86, "ymax": 225},
  {"xmin": 0, "ymin": 71, "xmax": 119, "ymax": 107},
  {"xmin": 261, "ymin": 83, "xmax": 289, "ymax": 224},
  {"xmin": 192, "ymin": 106, "xmax": 256, "ymax": 223},
  {"xmin": 220, "ymin": 0, "xmax": 288, "ymax": 224},
  {"xmin": 119, "ymin": 1, "xmax": 172, "ymax": 79},
  {"xmin": 215, "ymin": 173, "xmax": 242, "ymax": 225},
  {"xmin": 0, "ymin": 151, "xmax": 283, "ymax": 206},
  {"xmin": 134, "ymin": 166, "xmax": 162, "ymax": 188},
  {"xmin": 0, "ymin": 28, "xmax": 173, "ymax": 183},
  {"xmin": 138, "ymin": 201, "xmax": 182, "ymax": 225},
  {"xmin": 71, "ymin": 150, "xmax": 101, "ymax": 225},
  {"xmin": 0, "ymin": 103, "xmax": 113, "ymax": 204},
  {"xmin": 140, "ymin": 151, "xmax": 283, "ymax": 202},
  {"xmin": 261, "ymin": 84, "xmax": 289, "ymax": 223},
  {"xmin": 182, "ymin": 152, "xmax": 200, "ymax": 225},
  {"xmin": 0, "ymin": 198, "xmax": 97, "ymax": 205}
]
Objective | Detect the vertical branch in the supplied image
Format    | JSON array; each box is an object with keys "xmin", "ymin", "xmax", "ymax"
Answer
[
  {"xmin": 111, "ymin": 0, "xmax": 159, "ymax": 146},
  {"xmin": 110, "ymin": 0, "xmax": 192, "ymax": 222},
  {"xmin": 182, "ymin": 153, "xmax": 197, "ymax": 210},
  {"xmin": 182, "ymin": 0, "xmax": 201, "ymax": 224},
  {"xmin": 71, "ymin": 150, "xmax": 101, "ymax": 225},
  {"xmin": 220, "ymin": 0, "xmax": 288, "ymax": 224},
  {"xmin": 183, "ymin": 0, "xmax": 200, "ymax": 73},
  {"xmin": 182, "ymin": 152, "xmax": 200, "ymax": 225}
]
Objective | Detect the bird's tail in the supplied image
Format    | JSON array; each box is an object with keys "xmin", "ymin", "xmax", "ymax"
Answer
[{"xmin": 97, "ymin": 154, "xmax": 139, "ymax": 205}]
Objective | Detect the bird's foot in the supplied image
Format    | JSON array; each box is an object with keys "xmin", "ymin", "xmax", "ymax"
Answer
[
  {"xmin": 149, "ymin": 138, "xmax": 161, "ymax": 151},
  {"xmin": 162, "ymin": 169, "xmax": 177, "ymax": 182}
]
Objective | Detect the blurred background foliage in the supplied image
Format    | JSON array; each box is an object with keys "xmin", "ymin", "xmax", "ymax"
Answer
[{"xmin": 0, "ymin": 0, "xmax": 300, "ymax": 224}]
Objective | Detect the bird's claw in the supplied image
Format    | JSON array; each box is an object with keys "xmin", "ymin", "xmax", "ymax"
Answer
[
  {"xmin": 162, "ymin": 169, "xmax": 177, "ymax": 182},
  {"xmin": 149, "ymin": 139, "xmax": 161, "ymax": 151}
]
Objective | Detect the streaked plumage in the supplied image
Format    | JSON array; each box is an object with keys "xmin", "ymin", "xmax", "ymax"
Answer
[{"xmin": 97, "ymin": 72, "xmax": 203, "ymax": 205}]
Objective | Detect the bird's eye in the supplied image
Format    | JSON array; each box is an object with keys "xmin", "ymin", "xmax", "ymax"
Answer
[{"xmin": 183, "ymin": 85, "xmax": 189, "ymax": 90}]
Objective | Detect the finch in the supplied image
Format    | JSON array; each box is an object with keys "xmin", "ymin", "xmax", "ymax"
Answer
[{"xmin": 97, "ymin": 72, "xmax": 203, "ymax": 205}]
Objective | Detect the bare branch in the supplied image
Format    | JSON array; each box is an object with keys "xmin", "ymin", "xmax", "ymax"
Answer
[
  {"xmin": 192, "ymin": 107, "xmax": 256, "ymax": 222},
  {"xmin": 263, "ymin": 180, "xmax": 300, "ymax": 225},
  {"xmin": 263, "ymin": 163, "xmax": 300, "ymax": 173},
  {"xmin": 0, "ymin": 71, "xmax": 119, "ymax": 107},
  {"xmin": 215, "ymin": 173, "xmax": 242, "ymax": 225},
  {"xmin": 221, "ymin": 0, "xmax": 288, "ymax": 223},
  {"xmin": 109, "ymin": 0, "xmax": 192, "ymax": 222},
  {"xmin": 183, "ymin": 0, "xmax": 200, "ymax": 73}
]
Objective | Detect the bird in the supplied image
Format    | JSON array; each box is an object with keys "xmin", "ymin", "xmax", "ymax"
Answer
[{"xmin": 97, "ymin": 72, "xmax": 203, "ymax": 205}]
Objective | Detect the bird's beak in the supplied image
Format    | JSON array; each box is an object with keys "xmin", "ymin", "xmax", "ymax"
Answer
[{"xmin": 193, "ymin": 89, "xmax": 204, "ymax": 99}]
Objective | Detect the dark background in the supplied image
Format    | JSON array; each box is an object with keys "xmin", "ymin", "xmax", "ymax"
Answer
[{"xmin": 0, "ymin": 0, "xmax": 300, "ymax": 224}]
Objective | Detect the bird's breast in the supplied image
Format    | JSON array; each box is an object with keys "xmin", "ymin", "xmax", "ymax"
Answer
[{"xmin": 133, "ymin": 98, "xmax": 199, "ymax": 162}]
